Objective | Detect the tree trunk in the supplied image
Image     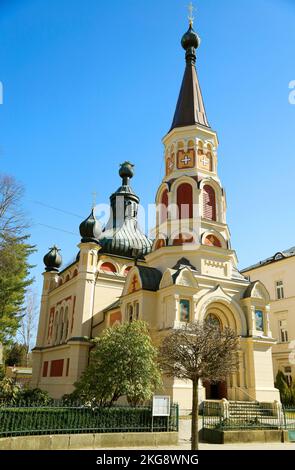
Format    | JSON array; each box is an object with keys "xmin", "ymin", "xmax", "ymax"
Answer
[{"xmin": 191, "ymin": 379, "xmax": 199, "ymax": 451}]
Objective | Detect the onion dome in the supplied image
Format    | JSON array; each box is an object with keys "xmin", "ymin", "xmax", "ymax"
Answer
[
  {"xmin": 43, "ymin": 246, "xmax": 62, "ymax": 272},
  {"xmin": 79, "ymin": 208, "xmax": 102, "ymax": 243},
  {"xmin": 181, "ymin": 24, "xmax": 200, "ymax": 60},
  {"xmin": 99, "ymin": 162, "xmax": 152, "ymax": 259}
]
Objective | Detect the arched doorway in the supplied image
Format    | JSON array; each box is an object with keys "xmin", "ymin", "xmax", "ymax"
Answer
[{"xmin": 202, "ymin": 304, "xmax": 239, "ymax": 400}]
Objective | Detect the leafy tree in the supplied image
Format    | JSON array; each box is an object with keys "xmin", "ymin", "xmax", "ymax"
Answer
[
  {"xmin": 0, "ymin": 174, "xmax": 35, "ymax": 345},
  {"xmin": 159, "ymin": 320, "xmax": 239, "ymax": 450},
  {"xmin": 74, "ymin": 321, "xmax": 162, "ymax": 406},
  {"xmin": 4, "ymin": 342, "xmax": 28, "ymax": 366},
  {"xmin": 0, "ymin": 364, "xmax": 5, "ymax": 381}
]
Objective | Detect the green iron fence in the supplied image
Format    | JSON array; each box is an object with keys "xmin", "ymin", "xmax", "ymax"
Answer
[
  {"xmin": 283, "ymin": 406, "xmax": 295, "ymax": 441},
  {"xmin": 0, "ymin": 401, "xmax": 179, "ymax": 438},
  {"xmin": 202, "ymin": 401, "xmax": 295, "ymax": 431}
]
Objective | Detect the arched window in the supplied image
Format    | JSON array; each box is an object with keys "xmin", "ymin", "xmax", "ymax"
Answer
[
  {"xmin": 65, "ymin": 274, "xmax": 70, "ymax": 282},
  {"xmin": 128, "ymin": 304, "xmax": 133, "ymax": 323},
  {"xmin": 54, "ymin": 312, "xmax": 59, "ymax": 345},
  {"xmin": 177, "ymin": 183, "xmax": 193, "ymax": 219},
  {"xmin": 203, "ymin": 185, "xmax": 216, "ymax": 221},
  {"xmin": 59, "ymin": 307, "xmax": 64, "ymax": 344},
  {"xmin": 160, "ymin": 189, "xmax": 168, "ymax": 224},
  {"xmin": 101, "ymin": 262, "xmax": 116, "ymax": 273},
  {"xmin": 204, "ymin": 234, "xmax": 222, "ymax": 248},
  {"xmin": 63, "ymin": 307, "xmax": 69, "ymax": 342},
  {"xmin": 73, "ymin": 269, "xmax": 78, "ymax": 278},
  {"xmin": 198, "ymin": 140, "xmax": 204, "ymax": 155}
]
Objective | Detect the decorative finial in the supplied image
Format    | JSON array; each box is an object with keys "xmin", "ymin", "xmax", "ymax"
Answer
[
  {"xmin": 119, "ymin": 161, "xmax": 134, "ymax": 185},
  {"xmin": 188, "ymin": 2, "xmax": 195, "ymax": 26}
]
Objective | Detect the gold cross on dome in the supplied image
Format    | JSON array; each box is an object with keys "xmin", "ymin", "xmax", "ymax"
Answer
[{"xmin": 188, "ymin": 2, "xmax": 195, "ymax": 26}]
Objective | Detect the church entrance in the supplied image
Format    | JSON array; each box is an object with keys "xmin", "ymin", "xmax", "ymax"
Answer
[{"xmin": 204, "ymin": 381, "xmax": 228, "ymax": 400}]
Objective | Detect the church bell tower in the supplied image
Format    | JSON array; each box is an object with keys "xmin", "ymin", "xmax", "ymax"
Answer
[{"xmin": 148, "ymin": 15, "xmax": 234, "ymax": 280}]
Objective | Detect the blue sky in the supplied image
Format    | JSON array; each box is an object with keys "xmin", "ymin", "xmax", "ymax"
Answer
[{"xmin": 0, "ymin": 0, "xmax": 294, "ymax": 299}]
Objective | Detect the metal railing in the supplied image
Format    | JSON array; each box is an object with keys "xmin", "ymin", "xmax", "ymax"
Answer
[
  {"xmin": 202, "ymin": 401, "xmax": 287, "ymax": 431},
  {"xmin": 0, "ymin": 401, "xmax": 179, "ymax": 438}
]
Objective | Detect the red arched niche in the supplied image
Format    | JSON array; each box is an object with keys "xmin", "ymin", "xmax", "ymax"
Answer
[
  {"xmin": 204, "ymin": 234, "xmax": 222, "ymax": 248},
  {"xmin": 159, "ymin": 189, "xmax": 168, "ymax": 224},
  {"xmin": 173, "ymin": 233, "xmax": 194, "ymax": 246},
  {"xmin": 203, "ymin": 185, "xmax": 216, "ymax": 221},
  {"xmin": 177, "ymin": 183, "xmax": 193, "ymax": 219},
  {"xmin": 101, "ymin": 262, "xmax": 116, "ymax": 273},
  {"xmin": 155, "ymin": 239, "xmax": 166, "ymax": 250}
]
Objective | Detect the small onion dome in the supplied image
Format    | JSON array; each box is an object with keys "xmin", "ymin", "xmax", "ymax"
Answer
[
  {"xmin": 79, "ymin": 208, "xmax": 102, "ymax": 243},
  {"xmin": 181, "ymin": 24, "xmax": 200, "ymax": 51},
  {"xmin": 43, "ymin": 246, "xmax": 62, "ymax": 272}
]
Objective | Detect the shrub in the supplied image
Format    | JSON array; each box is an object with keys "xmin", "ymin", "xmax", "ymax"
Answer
[
  {"xmin": 16, "ymin": 387, "xmax": 52, "ymax": 405},
  {"xmin": 275, "ymin": 370, "xmax": 295, "ymax": 405},
  {"xmin": 0, "ymin": 377, "xmax": 21, "ymax": 403}
]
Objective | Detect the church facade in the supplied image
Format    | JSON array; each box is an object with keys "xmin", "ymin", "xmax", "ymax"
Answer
[{"xmin": 32, "ymin": 19, "xmax": 279, "ymax": 409}]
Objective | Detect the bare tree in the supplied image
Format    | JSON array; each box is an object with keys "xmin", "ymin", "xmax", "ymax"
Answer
[
  {"xmin": 17, "ymin": 289, "xmax": 38, "ymax": 366},
  {"xmin": 159, "ymin": 320, "xmax": 239, "ymax": 450},
  {"xmin": 0, "ymin": 174, "xmax": 28, "ymax": 238}
]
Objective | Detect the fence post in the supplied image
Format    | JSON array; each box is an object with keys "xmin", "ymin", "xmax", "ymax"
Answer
[
  {"xmin": 222, "ymin": 399, "xmax": 229, "ymax": 419},
  {"xmin": 274, "ymin": 400, "xmax": 284, "ymax": 429}
]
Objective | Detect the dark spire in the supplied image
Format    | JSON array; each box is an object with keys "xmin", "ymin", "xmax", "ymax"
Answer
[
  {"xmin": 43, "ymin": 246, "xmax": 62, "ymax": 272},
  {"xmin": 99, "ymin": 162, "xmax": 152, "ymax": 258},
  {"xmin": 169, "ymin": 22, "xmax": 210, "ymax": 132},
  {"xmin": 79, "ymin": 208, "xmax": 102, "ymax": 244}
]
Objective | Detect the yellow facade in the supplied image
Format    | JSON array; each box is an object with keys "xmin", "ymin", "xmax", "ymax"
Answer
[{"xmin": 32, "ymin": 19, "xmax": 280, "ymax": 410}]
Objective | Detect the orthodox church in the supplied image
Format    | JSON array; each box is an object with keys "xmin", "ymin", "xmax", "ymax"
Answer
[{"xmin": 32, "ymin": 18, "xmax": 279, "ymax": 409}]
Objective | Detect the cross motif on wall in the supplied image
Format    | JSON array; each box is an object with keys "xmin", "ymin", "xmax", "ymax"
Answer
[
  {"xmin": 201, "ymin": 156, "xmax": 208, "ymax": 166},
  {"xmin": 181, "ymin": 155, "xmax": 191, "ymax": 166}
]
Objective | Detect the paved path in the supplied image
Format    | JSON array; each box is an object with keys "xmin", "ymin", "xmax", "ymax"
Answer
[{"xmin": 92, "ymin": 419, "xmax": 295, "ymax": 451}]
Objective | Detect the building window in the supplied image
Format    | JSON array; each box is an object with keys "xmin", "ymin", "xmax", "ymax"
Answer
[
  {"xmin": 128, "ymin": 304, "xmax": 133, "ymax": 323},
  {"xmin": 276, "ymin": 281, "xmax": 284, "ymax": 300},
  {"xmin": 66, "ymin": 358, "xmax": 70, "ymax": 377},
  {"xmin": 50, "ymin": 359, "xmax": 64, "ymax": 377},
  {"xmin": 284, "ymin": 366, "xmax": 292, "ymax": 387},
  {"xmin": 160, "ymin": 189, "xmax": 169, "ymax": 223},
  {"xmin": 203, "ymin": 185, "xmax": 216, "ymax": 221},
  {"xmin": 279, "ymin": 320, "xmax": 288, "ymax": 343},
  {"xmin": 135, "ymin": 302, "xmax": 139, "ymax": 320},
  {"xmin": 127, "ymin": 302, "xmax": 139, "ymax": 322},
  {"xmin": 42, "ymin": 361, "xmax": 49, "ymax": 377},
  {"xmin": 177, "ymin": 183, "xmax": 193, "ymax": 219},
  {"xmin": 179, "ymin": 299, "xmax": 190, "ymax": 322},
  {"xmin": 255, "ymin": 310, "xmax": 264, "ymax": 332}
]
